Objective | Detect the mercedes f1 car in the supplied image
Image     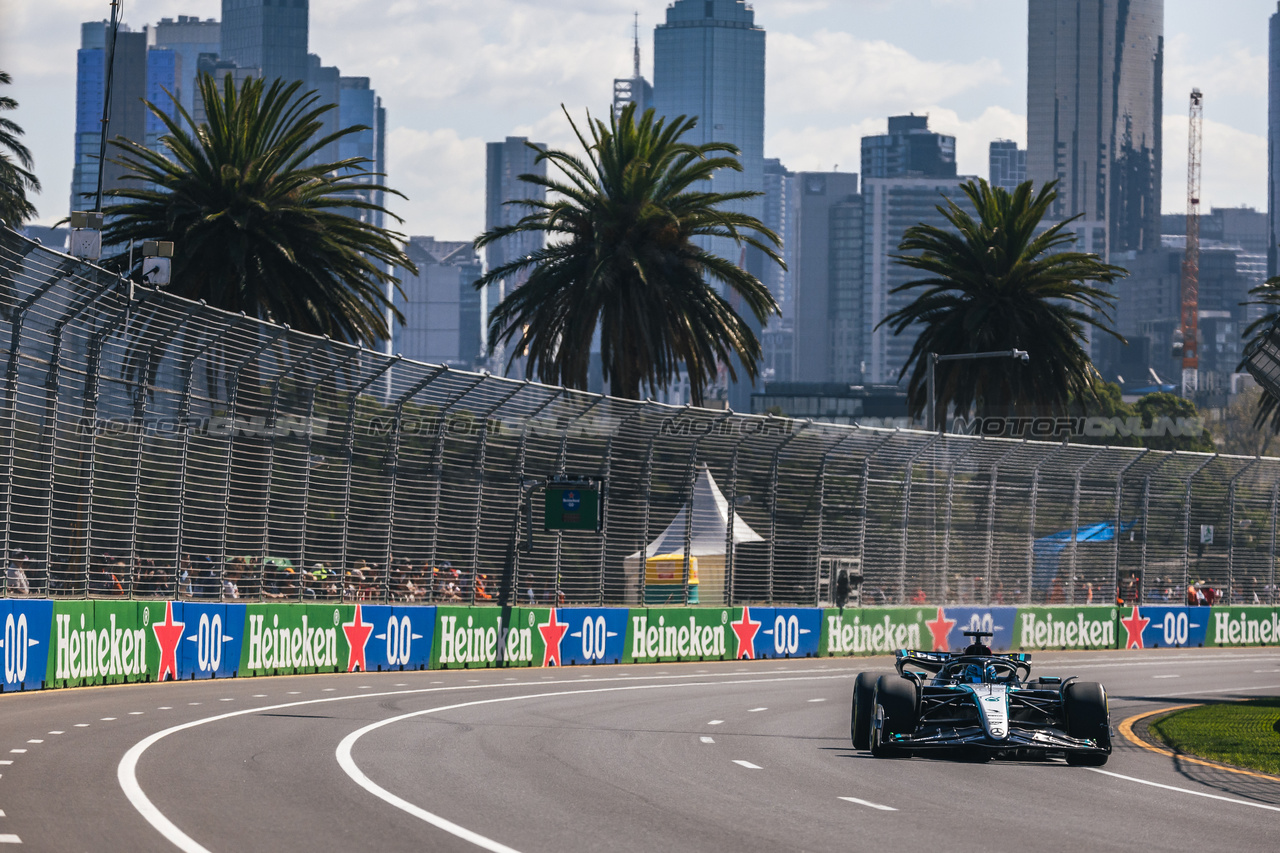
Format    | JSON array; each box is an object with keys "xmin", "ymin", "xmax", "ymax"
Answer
[{"xmin": 850, "ymin": 631, "xmax": 1111, "ymax": 765}]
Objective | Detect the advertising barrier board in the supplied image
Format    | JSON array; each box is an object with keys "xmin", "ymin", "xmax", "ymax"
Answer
[
  {"xmin": 1207, "ymin": 607, "xmax": 1280, "ymax": 646},
  {"xmin": 1012, "ymin": 606, "xmax": 1117, "ymax": 650},
  {"xmin": 1117, "ymin": 605, "xmax": 1209, "ymax": 649},
  {"xmin": 558, "ymin": 608, "xmax": 628, "ymax": 665},
  {"xmin": 2, "ymin": 599, "xmax": 51, "ymax": 691},
  {"xmin": 627, "ymin": 608, "xmax": 733, "ymax": 663}
]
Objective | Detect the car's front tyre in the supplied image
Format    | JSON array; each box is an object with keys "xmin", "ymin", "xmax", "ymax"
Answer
[
  {"xmin": 1064, "ymin": 681, "xmax": 1111, "ymax": 766},
  {"xmin": 869, "ymin": 675, "xmax": 918, "ymax": 758},
  {"xmin": 851, "ymin": 672, "xmax": 876, "ymax": 749}
]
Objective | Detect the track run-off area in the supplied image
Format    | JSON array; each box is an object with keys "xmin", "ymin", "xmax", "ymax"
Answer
[{"xmin": 0, "ymin": 648, "xmax": 1277, "ymax": 852}]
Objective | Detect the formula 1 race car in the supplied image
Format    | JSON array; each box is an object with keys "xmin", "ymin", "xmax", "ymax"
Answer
[{"xmin": 850, "ymin": 631, "xmax": 1111, "ymax": 765}]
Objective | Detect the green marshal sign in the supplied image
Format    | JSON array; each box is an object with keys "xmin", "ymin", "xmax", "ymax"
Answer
[{"xmin": 544, "ymin": 479, "xmax": 601, "ymax": 531}]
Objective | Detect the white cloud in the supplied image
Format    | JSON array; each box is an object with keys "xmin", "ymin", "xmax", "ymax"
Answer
[
  {"xmin": 1162, "ymin": 115, "xmax": 1266, "ymax": 214},
  {"xmin": 386, "ymin": 127, "xmax": 486, "ymax": 241},
  {"xmin": 1164, "ymin": 32, "xmax": 1267, "ymax": 101}
]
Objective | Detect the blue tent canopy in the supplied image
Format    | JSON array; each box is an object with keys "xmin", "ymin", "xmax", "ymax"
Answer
[{"xmin": 1032, "ymin": 520, "xmax": 1135, "ymax": 593}]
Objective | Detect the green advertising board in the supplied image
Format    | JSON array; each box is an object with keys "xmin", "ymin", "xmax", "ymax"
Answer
[
  {"xmin": 433, "ymin": 606, "xmax": 551, "ymax": 668},
  {"xmin": 47, "ymin": 601, "xmax": 150, "ymax": 687},
  {"xmin": 1208, "ymin": 607, "xmax": 1280, "ymax": 646},
  {"xmin": 1013, "ymin": 607, "xmax": 1117, "ymax": 650},
  {"xmin": 820, "ymin": 608, "xmax": 930, "ymax": 657},
  {"xmin": 625, "ymin": 608, "xmax": 733, "ymax": 663},
  {"xmin": 544, "ymin": 482, "xmax": 600, "ymax": 531},
  {"xmin": 240, "ymin": 603, "xmax": 346, "ymax": 677}
]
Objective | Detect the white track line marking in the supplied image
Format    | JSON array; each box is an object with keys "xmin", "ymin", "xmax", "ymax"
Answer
[
  {"xmin": 808, "ymin": 698, "xmax": 825, "ymax": 703},
  {"xmin": 708, "ymin": 720, "xmax": 724, "ymax": 725},
  {"xmin": 700, "ymin": 737, "xmax": 715, "ymax": 744},
  {"xmin": 158, "ymin": 707, "xmax": 172, "ymax": 711},
  {"xmin": 0, "ymin": 833, "xmax": 19, "ymax": 843},
  {"xmin": 1253, "ymin": 669, "xmax": 1280, "ymax": 673},
  {"xmin": 1152, "ymin": 675, "xmax": 1180, "ymax": 679},
  {"xmin": 120, "ymin": 673, "xmax": 856, "ymax": 853},
  {"xmin": 129, "ymin": 712, "xmax": 144, "ymax": 715},
  {"xmin": 1149, "ymin": 683, "xmax": 1280, "ymax": 699},
  {"xmin": 25, "ymin": 740, "xmax": 41, "ymax": 744},
  {"xmin": 252, "ymin": 695, "xmax": 267, "ymax": 698},
  {"xmin": 0, "ymin": 761, "xmax": 10, "ymax": 765},
  {"xmin": 0, "ymin": 809, "xmax": 5, "ymax": 816},
  {"xmin": 748, "ymin": 707, "xmax": 767, "ymax": 712},
  {"xmin": 48, "ymin": 731, "xmax": 63, "ymax": 735},
  {"xmin": 100, "ymin": 717, "xmax": 116, "ymax": 721},
  {"xmin": 733, "ymin": 760, "xmax": 761, "ymax": 769},
  {"xmin": 839, "ymin": 796, "xmax": 897, "ymax": 811},
  {"xmin": 1088, "ymin": 768, "xmax": 1280, "ymax": 812},
  {"xmin": 8, "ymin": 750, "xmax": 25, "ymax": 755},
  {"xmin": 322, "ymin": 688, "xmax": 335, "ymax": 692},
  {"xmin": 73, "ymin": 724, "xmax": 88, "ymax": 728}
]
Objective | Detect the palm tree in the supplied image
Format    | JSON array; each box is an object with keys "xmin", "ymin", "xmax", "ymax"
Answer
[
  {"xmin": 877, "ymin": 178, "xmax": 1126, "ymax": 422},
  {"xmin": 102, "ymin": 73, "xmax": 414, "ymax": 346},
  {"xmin": 1239, "ymin": 276, "xmax": 1280, "ymax": 433},
  {"xmin": 0, "ymin": 70, "xmax": 40, "ymax": 228},
  {"xmin": 474, "ymin": 103, "xmax": 782, "ymax": 405}
]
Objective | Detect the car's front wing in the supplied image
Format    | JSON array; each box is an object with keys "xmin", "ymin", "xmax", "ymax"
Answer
[{"xmin": 886, "ymin": 724, "xmax": 1107, "ymax": 755}]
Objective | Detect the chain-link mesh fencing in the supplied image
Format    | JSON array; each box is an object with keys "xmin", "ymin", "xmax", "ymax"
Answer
[{"xmin": 2, "ymin": 227, "xmax": 1276, "ymax": 606}]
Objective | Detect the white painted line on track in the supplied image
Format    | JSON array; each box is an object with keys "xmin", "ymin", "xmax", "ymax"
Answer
[
  {"xmin": 73, "ymin": 724, "xmax": 88, "ymax": 728},
  {"xmin": 808, "ymin": 698, "xmax": 825, "ymax": 703},
  {"xmin": 1152, "ymin": 675, "xmax": 1180, "ymax": 679},
  {"xmin": 0, "ymin": 833, "xmax": 19, "ymax": 843},
  {"xmin": 129, "ymin": 712, "xmax": 144, "ymax": 715},
  {"xmin": 119, "ymin": 671, "xmax": 857, "ymax": 853},
  {"xmin": 700, "ymin": 737, "xmax": 715, "ymax": 744},
  {"xmin": 1253, "ymin": 669, "xmax": 1280, "ymax": 673},
  {"xmin": 1088, "ymin": 768, "xmax": 1280, "ymax": 812},
  {"xmin": 158, "ymin": 707, "xmax": 171, "ymax": 710},
  {"xmin": 47, "ymin": 731, "xmax": 63, "ymax": 735},
  {"xmin": 0, "ymin": 809, "xmax": 5, "ymax": 816},
  {"xmin": 748, "ymin": 707, "xmax": 767, "ymax": 712},
  {"xmin": 0, "ymin": 761, "xmax": 10, "ymax": 765},
  {"xmin": 8, "ymin": 751, "xmax": 24, "ymax": 755},
  {"xmin": 708, "ymin": 720, "xmax": 724, "ymax": 725},
  {"xmin": 100, "ymin": 717, "xmax": 116, "ymax": 721},
  {"xmin": 733, "ymin": 760, "xmax": 762, "ymax": 769},
  {"xmin": 839, "ymin": 797, "xmax": 897, "ymax": 811},
  {"xmin": 1149, "ymin": 683, "xmax": 1280, "ymax": 699},
  {"xmin": 25, "ymin": 740, "xmax": 41, "ymax": 744},
  {"xmin": 252, "ymin": 695, "xmax": 267, "ymax": 698}
]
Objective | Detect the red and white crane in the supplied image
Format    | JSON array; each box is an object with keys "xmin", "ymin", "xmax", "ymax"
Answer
[{"xmin": 1178, "ymin": 88, "xmax": 1203, "ymax": 397}]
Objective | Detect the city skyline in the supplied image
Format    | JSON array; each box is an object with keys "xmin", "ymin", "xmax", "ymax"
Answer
[{"xmin": 0, "ymin": 0, "xmax": 1274, "ymax": 242}]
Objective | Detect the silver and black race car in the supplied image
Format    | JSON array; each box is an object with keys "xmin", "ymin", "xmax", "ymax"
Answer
[{"xmin": 850, "ymin": 631, "xmax": 1111, "ymax": 765}]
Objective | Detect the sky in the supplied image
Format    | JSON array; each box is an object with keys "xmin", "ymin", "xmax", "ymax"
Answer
[{"xmin": 0, "ymin": 0, "xmax": 1275, "ymax": 242}]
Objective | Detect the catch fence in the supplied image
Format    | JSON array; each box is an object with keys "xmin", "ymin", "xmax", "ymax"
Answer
[{"xmin": 1, "ymin": 227, "xmax": 1276, "ymax": 607}]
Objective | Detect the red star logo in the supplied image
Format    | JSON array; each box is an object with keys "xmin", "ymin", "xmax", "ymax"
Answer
[
  {"xmin": 924, "ymin": 607, "xmax": 956, "ymax": 652},
  {"xmin": 343, "ymin": 604, "xmax": 374, "ymax": 672},
  {"xmin": 1120, "ymin": 605, "xmax": 1150, "ymax": 649},
  {"xmin": 731, "ymin": 608, "xmax": 761, "ymax": 660},
  {"xmin": 539, "ymin": 608, "xmax": 569, "ymax": 666},
  {"xmin": 151, "ymin": 601, "xmax": 185, "ymax": 682}
]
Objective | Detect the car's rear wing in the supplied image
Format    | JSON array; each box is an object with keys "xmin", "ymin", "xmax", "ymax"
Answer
[{"xmin": 893, "ymin": 649, "xmax": 1032, "ymax": 677}]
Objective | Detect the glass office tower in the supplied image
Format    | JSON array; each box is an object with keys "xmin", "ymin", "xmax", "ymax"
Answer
[{"xmin": 220, "ymin": 0, "xmax": 309, "ymax": 87}]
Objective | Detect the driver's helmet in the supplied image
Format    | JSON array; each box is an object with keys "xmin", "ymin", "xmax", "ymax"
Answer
[{"xmin": 963, "ymin": 663, "xmax": 985, "ymax": 683}]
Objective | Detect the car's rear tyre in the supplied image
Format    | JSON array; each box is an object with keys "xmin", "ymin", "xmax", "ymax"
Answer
[
  {"xmin": 851, "ymin": 672, "xmax": 876, "ymax": 749},
  {"xmin": 869, "ymin": 675, "xmax": 918, "ymax": 758},
  {"xmin": 1064, "ymin": 681, "xmax": 1110, "ymax": 766}
]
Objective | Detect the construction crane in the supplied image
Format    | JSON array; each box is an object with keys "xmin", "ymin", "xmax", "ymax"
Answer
[{"xmin": 1177, "ymin": 88, "xmax": 1203, "ymax": 397}]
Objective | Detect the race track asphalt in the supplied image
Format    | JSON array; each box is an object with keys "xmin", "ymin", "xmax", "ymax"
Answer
[{"xmin": 0, "ymin": 647, "xmax": 1277, "ymax": 852}]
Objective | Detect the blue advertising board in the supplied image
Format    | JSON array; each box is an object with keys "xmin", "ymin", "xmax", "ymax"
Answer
[
  {"xmin": 1119, "ymin": 605, "xmax": 1209, "ymax": 649},
  {"xmin": 559, "ymin": 608, "xmax": 628, "ymax": 665},
  {"xmin": 2, "ymin": 599, "xmax": 52, "ymax": 691},
  {"xmin": 758, "ymin": 608, "xmax": 821, "ymax": 658},
  {"xmin": 177, "ymin": 603, "xmax": 246, "ymax": 679},
  {"xmin": 936, "ymin": 606, "xmax": 1019, "ymax": 652},
  {"xmin": 363, "ymin": 605, "xmax": 436, "ymax": 671}
]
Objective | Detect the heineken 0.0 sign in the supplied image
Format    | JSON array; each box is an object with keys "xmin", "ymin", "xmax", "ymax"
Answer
[{"xmin": 544, "ymin": 479, "xmax": 602, "ymax": 532}]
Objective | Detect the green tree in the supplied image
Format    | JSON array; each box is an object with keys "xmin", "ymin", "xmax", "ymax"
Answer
[
  {"xmin": 0, "ymin": 70, "xmax": 40, "ymax": 228},
  {"xmin": 878, "ymin": 179, "xmax": 1126, "ymax": 422},
  {"xmin": 1069, "ymin": 379, "xmax": 1142, "ymax": 447},
  {"xmin": 1239, "ymin": 276, "xmax": 1280, "ymax": 434},
  {"xmin": 1134, "ymin": 392, "xmax": 1214, "ymax": 453},
  {"xmin": 474, "ymin": 103, "xmax": 782, "ymax": 405},
  {"xmin": 1209, "ymin": 387, "xmax": 1280, "ymax": 457},
  {"xmin": 102, "ymin": 73, "xmax": 414, "ymax": 346}
]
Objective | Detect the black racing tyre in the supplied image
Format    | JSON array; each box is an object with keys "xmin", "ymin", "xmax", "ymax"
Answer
[
  {"xmin": 869, "ymin": 675, "xmax": 918, "ymax": 758},
  {"xmin": 851, "ymin": 672, "xmax": 876, "ymax": 750},
  {"xmin": 1064, "ymin": 680, "xmax": 1111, "ymax": 766}
]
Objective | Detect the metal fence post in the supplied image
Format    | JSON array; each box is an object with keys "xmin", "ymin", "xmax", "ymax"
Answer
[
  {"xmin": 1225, "ymin": 456, "xmax": 1260, "ymax": 604},
  {"xmin": 857, "ymin": 432, "xmax": 898, "ymax": 587},
  {"xmin": 1181, "ymin": 454, "xmax": 1216, "ymax": 594},
  {"xmin": 335, "ymin": 356, "xmax": 400, "ymax": 599},
  {"xmin": 766, "ymin": 420, "xmax": 811, "ymax": 606},
  {"xmin": 37, "ymin": 277, "xmax": 115, "ymax": 593},
  {"xmin": 297, "ymin": 349, "xmax": 361, "ymax": 572},
  {"xmin": 1138, "ymin": 453, "xmax": 1176, "ymax": 579},
  {"xmin": 982, "ymin": 441, "xmax": 1024, "ymax": 604},
  {"xmin": 507, "ymin": 388, "xmax": 564, "ymax": 605},
  {"xmin": 380, "ymin": 366, "xmax": 446, "ymax": 601},
  {"xmin": 468, "ymin": 384, "xmax": 527, "ymax": 605},
  {"xmin": 941, "ymin": 441, "xmax": 978, "ymax": 605},
  {"xmin": 897, "ymin": 431, "xmax": 942, "ymax": 605},
  {"xmin": 683, "ymin": 410, "xmax": 731, "ymax": 606},
  {"xmin": 1111, "ymin": 449, "xmax": 1148, "ymax": 603},
  {"xmin": 424, "ymin": 374, "xmax": 488, "ymax": 576},
  {"xmin": 599, "ymin": 405, "xmax": 647, "ymax": 605},
  {"xmin": 259, "ymin": 336, "xmax": 331, "ymax": 571}
]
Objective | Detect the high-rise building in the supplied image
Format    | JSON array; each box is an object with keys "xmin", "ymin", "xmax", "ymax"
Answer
[
  {"xmin": 338, "ymin": 77, "xmax": 385, "ymax": 228},
  {"xmin": 653, "ymin": 0, "xmax": 766, "ymax": 267},
  {"xmin": 791, "ymin": 172, "xmax": 860, "ymax": 383},
  {"xmin": 653, "ymin": 0, "xmax": 766, "ymax": 408},
  {"xmin": 989, "ymin": 139, "xmax": 1026, "ymax": 191},
  {"xmin": 484, "ymin": 137, "xmax": 547, "ymax": 374},
  {"xmin": 862, "ymin": 176, "xmax": 971, "ymax": 385},
  {"xmin": 395, "ymin": 237, "xmax": 484, "ymax": 369},
  {"xmin": 71, "ymin": 22, "xmax": 168, "ymax": 213},
  {"xmin": 153, "ymin": 16, "xmax": 220, "ymax": 115},
  {"xmin": 761, "ymin": 158, "xmax": 795, "ymax": 317},
  {"xmin": 192, "ymin": 54, "xmax": 260, "ymax": 126},
  {"xmin": 219, "ymin": 0, "xmax": 309, "ymax": 87},
  {"xmin": 1027, "ymin": 0, "xmax": 1163, "ymax": 259},
  {"xmin": 861, "ymin": 115, "xmax": 956, "ymax": 179},
  {"xmin": 613, "ymin": 16, "xmax": 653, "ymax": 120},
  {"xmin": 1269, "ymin": 3, "xmax": 1280, "ymax": 276}
]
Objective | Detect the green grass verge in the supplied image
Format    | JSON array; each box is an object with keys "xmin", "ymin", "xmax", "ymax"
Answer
[{"xmin": 1149, "ymin": 698, "xmax": 1280, "ymax": 776}]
